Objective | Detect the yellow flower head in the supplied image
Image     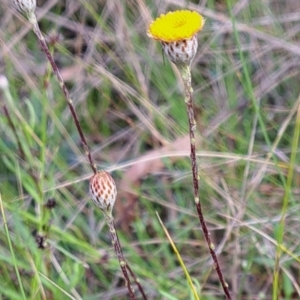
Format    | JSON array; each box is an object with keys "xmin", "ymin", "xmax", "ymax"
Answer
[{"xmin": 147, "ymin": 10, "xmax": 204, "ymax": 42}]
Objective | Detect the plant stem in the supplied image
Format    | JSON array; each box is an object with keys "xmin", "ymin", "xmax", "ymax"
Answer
[
  {"xmin": 126, "ymin": 264, "xmax": 148, "ymax": 300},
  {"xmin": 27, "ymin": 11, "xmax": 144, "ymax": 299},
  {"xmin": 28, "ymin": 12, "xmax": 97, "ymax": 175},
  {"xmin": 105, "ymin": 213, "xmax": 137, "ymax": 300},
  {"xmin": 179, "ymin": 65, "xmax": 232, "ymax": 300}
]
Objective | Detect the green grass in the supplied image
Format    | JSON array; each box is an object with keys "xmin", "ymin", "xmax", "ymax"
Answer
[{"xmin": 1, "ymin": 0, "xmax": 300, "ymax": 299}]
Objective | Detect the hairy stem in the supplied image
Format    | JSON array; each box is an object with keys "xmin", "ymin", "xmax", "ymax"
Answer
[
  {"xmin": 28, "ymin": 12, "xmax": 97, "ymax": 175},
  {"xmin": 180, "ymin": 65, "xmax": 232, "ymax": 300},
  {"xmin": 105, "ymin": 214, "xmax": 137, "ymax": 300},
  {"xmin": 126, "ymin": 264, "xmax": 148, "ymax": 300}
]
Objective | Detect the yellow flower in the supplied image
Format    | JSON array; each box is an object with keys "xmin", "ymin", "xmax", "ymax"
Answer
[{"xmin": 147, "ymin": 10, "xmax": 204, "ymax": 42}]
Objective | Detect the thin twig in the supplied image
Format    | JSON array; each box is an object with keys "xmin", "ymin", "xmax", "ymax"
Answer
[
  {"xmin": 126, "ymin": 264, "xmax": 148, "ymax": 300},
  {"xmin": 180, "ymin": 65, "xmax": 232, "ymax": 300},
  {"xmin": 28, "ymin": 12, "xmax": 97, "ymax": 175},
  {"xmin": 105, "ymin": 214, "xmax": 137, "ymax": 300}
]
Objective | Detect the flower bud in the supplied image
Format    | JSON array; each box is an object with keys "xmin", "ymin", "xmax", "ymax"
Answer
[
  {"xmin": 13, "ymin": 0, "xmax": 36, "ymax": 15},
  {"xmin": 161, "ymin": 36, "xmax": 198, "ymax": 66},
  {"xmin": 89, "ymin": 171, "xmax": 117, "ymax": 215}
]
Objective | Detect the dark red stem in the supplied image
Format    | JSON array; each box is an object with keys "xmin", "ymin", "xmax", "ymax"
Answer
[
  {"xmin": 31, "ymin": 18, "xmax": 97, "ymax": 174},
  {"xmin": 182, "ymin": 66, "xmax": 232, "ymax": 300}
]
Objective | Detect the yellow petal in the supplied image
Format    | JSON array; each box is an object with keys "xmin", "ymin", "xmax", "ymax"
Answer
[{"xmin": 147, "ymin": 10, "xmax": 205, "ymax": 42}]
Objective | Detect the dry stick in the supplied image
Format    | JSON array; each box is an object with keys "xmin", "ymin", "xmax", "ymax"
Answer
[
  {"xmin": 105, "ymin": 214, "xmax": 137, "ymax": 300},
  {"xmin": 28, "ymin": 13, "xmax": 97, "ymax": 175},
  {"xmin": 180, "ymin": 65, "xmax": 232, "ymax": 300}
]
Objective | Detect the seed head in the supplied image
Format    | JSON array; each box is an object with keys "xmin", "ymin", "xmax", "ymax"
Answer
[
  {"xmin": 89, "ymin": 171, "xmax": 117, "ymax": 215},
  {"xmin": 13, "ymin": 0, "xmax": 36, "ymax": 15}
]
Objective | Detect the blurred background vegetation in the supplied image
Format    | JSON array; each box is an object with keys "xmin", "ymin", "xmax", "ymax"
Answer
[{"xmin": 1, "ymin": 0, "xmax": 300, "ymax": 299}]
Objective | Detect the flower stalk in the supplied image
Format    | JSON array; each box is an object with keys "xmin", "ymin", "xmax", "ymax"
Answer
[
  {"xmin": 25, "ymin": 10, "xmax": 97, "ymax": 174},
  {"xmin": 148, "ymin": 10, "xmax": 232, "ymax": 299},
  {"xmin": 126, "ymin": 264, "xmax": 148, "ymax": 300},
  {"xmin": 180, "ymin": 65, "xmax": 231, "ymax": 300},
  {"xmin": 104, "ymin": 213, "xmax": 137, "ymax": 300},
  {"xmin": 13, "ymin": 2, "xmax": 146, "ymax": 298},
  {"xmin": 90, "ymin": 171, "xmax": 146, "ymax": 300}
]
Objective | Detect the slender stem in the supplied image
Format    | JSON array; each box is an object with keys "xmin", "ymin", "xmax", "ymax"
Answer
[
  {"xmin": 3, "ymin": 105, "xmax": 25, "ymax": 160},
  {"xmin": 126, "ymin": 264, "xmax": 148, "ymax": 300},
  {"xmin": 105, "ymin": 214, "xmax": 137, "ymax": 300},
  {"xmin": 180, "ymin": 65, "xmax": 232, "ymax": 300},
  {"xmin": 28, "ymin": 13, "xmax": 97, "ymax": 175},
  {"xmin": 26, "ymin": 11, "xmax": 142, "ymax": 298}
]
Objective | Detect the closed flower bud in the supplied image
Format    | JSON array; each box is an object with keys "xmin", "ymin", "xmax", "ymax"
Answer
[
  {"xmin": 13, "ymin": 0, "xmax": 36, "ymax": 15},
  {"xmin": 89, "ymin": 171, "xmax": 117, "ymax": 215}
]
